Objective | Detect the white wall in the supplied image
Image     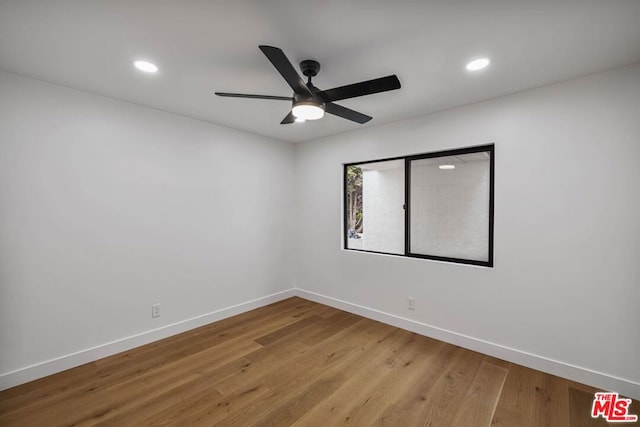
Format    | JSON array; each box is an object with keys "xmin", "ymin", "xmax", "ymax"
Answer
[
  {"xmin": 0, "ymin": 71, "xmax": 295, "ymax": 381},
  {"xmin": 295, "ymin": 64, "xmax": 640, "ymax": 396}
]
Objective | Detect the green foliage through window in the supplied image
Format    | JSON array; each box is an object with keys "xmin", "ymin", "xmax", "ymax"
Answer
[{"xmin": 346, "ymin": 166, "xmax": 363, "ymax": 234}]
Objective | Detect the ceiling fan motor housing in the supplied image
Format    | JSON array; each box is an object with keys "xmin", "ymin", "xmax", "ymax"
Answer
[
  {"xmin": 293, "ymin": 61, "xmax": 325, "ymax": 120},
  {"xmin": 297, "ymin": 61, "xmax": 324, "ymax": 113}
]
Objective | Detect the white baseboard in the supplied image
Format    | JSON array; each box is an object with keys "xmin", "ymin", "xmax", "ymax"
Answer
[
  {"xmin": 295, "ymin": 288, "xmax": 640, "ymax": 401},
  {"xmin": 0, "ymin": 289, "xmax": 296, "ymax": 392}
]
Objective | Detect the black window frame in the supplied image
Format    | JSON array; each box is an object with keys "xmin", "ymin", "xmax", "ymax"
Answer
[{"xmin": 343, "ymin": 144, "xmax": 495, "ymax": 267}]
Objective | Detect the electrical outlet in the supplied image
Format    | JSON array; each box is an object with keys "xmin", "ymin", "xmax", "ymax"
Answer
[
  {"xmin": 407, "ymin": 297, "xmax": 415, "ymax": 310},
  {"xmin": 152, "ymin": 303, "xmax": 160, "ymax": 318}
]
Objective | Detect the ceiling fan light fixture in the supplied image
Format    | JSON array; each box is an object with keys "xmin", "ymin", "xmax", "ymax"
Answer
[{"xmin": 292, "ymin": 101, "xmax": 325, "ymax": 120}]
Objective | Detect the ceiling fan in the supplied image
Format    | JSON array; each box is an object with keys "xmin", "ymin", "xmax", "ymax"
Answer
[{"xmin": 215, "ymin": 45, "xmax": 401, "ymax": 124}]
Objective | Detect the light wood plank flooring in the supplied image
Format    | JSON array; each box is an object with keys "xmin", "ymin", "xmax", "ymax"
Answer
[{"xmin": 0, "ymin": 297, "xmax": 637, "ymax": 426}]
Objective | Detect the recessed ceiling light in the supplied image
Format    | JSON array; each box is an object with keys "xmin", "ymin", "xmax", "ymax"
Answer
[
  {"xmin": 134, "ymin": 60, "xmax": 158, "ymax": 73},
  {"xmin": 466, "ymin": 58, "xmax": 490, "ymax": 71},
  {"xmin": 439, "ymin": 164, "xmax": 456, "ymax": 170}
]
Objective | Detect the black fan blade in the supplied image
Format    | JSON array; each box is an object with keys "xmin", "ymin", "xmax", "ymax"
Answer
[
  {"xmin": 317, "ymin": 75, "xmax": 401, "ymax": 102},
  {"xmin": 215, "ymin": 92, "xmax": 293, "ymax": 101},
  {"xmin": 280, "ymin": 111, "xmax": 296, "ymax": 124},
  {"xmin": 325, "ymin": 103, "xmax": 372, "ymax": 124},
  {"xmin": 259, "ymin": 45, "xmax": 312, "ymax": 97}
]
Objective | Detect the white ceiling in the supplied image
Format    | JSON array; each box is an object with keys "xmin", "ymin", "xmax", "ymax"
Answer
[{"xmin": 1, "ymin": 1, "xmax": 639, "ymax": 143}]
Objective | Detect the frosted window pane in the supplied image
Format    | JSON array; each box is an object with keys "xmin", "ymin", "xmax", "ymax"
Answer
[{"xmin": 409, "ymin": 152, "xmax": 490, "ymax": 262}]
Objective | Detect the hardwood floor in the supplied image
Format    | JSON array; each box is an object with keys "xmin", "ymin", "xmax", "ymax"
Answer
[{"xmin": 0, "ymin": 297, "xmax": 637, "ymax": 426}]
